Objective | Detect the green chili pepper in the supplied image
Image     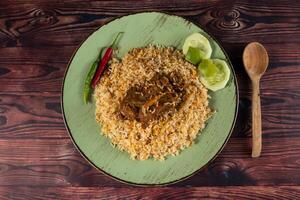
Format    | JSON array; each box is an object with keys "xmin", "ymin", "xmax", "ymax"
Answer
[{"xmin": 83, "ymin": 47, "xmax": 106, "ymax": 104}]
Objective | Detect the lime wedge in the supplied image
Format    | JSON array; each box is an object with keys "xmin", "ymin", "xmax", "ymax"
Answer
[{"xmin": 198, "ymin": 59, "xmax": 231, "ymax": 91}]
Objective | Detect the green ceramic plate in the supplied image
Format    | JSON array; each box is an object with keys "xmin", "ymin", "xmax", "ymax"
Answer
[{"xmin": 62, "ymin": 12, "xmax": 238, "ymax": 185}]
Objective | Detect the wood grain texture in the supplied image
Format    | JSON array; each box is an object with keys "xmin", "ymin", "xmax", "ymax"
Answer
[
  {"xmin": 0, "ymin": 137, "xmax": 299, "ymax": 187},
  {"xmin": 0, "ymin": 0, "xmax": 300, "ymax": 199},
  {"xmin": 0, "ymin": 186, "xmax": 300, "ymax": 200}
]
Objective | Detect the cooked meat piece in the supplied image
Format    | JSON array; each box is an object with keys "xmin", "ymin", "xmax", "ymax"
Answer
[
  {"xmin": 120, "ymin": 104, "xmax": 138, "ymax": 120},
  {"xmin": 142, "ymin": 95, "xmax": 162, "ymax": 113},
  {"xmin": 119, "ymin": 72, "xmax": 186, "ymax": 127}
]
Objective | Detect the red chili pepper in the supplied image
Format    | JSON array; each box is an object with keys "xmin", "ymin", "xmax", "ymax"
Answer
[{"xmin": 91, "ymin": 32, "xmax": 123, "ymax": 88}]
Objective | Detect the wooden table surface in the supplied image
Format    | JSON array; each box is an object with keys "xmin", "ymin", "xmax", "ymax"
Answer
[{"xmin": 0, "ymin": 0, "xmax": 300, "ymax": 199}]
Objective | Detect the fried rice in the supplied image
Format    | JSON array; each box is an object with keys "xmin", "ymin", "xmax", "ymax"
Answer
[{"xmin": 94, "ymin": 46, "xmax": 211, "ymax": 160}]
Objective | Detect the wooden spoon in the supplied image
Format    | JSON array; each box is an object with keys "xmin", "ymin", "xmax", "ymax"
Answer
[{"xmin": 243, "ymin": 42, "xmax": 269, "ymax": 157}]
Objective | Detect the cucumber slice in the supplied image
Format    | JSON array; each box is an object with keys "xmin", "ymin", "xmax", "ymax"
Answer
[
  {"xmin": 185, "ymin": 47, "xmax": 205, "ymax": 65},
  {"xmin": 198, "ymin": 59, "xmax": 231, "ymax": 91},
  {"xmin": 198, "ymin": 59, "xmax": 218, "ymax": 77},
  {"xmin": 182, "ymin": 33, "xmax": 212, "ymax": 59}
]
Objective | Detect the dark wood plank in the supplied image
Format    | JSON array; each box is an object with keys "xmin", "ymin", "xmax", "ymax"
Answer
[
  {"xmin": 0, "ymin": 138, "xmax": 121, "ymax": 187},
  {"xmin": 0, "ymin": 92, "xmax": 65, "ymax": 138},
  {"xmin": 0, "ymin": 1, "xmax": 299, "ymax": 48},
  {"xmin": 1, "ymin": 78, "xmax": 299, "ymax": 139},
  {"xmin": 0, "ymin": 186, "xmax": 299, "ymax": 200},
  {"xmin": 178, "ymin": 138, "xmax": 300, "ymax": 186},
  {"xmin": 0, "ymin": 137, "xmax": 299, "ymax": 187},
  {"xmin": 0, "ymin": 42, "xmax": 299, "ymax": 92}
]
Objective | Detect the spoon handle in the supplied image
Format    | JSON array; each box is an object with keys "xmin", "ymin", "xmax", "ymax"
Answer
[{"xmin": 252, "ymin": 79, "xmax": 262, "ymax": 157}]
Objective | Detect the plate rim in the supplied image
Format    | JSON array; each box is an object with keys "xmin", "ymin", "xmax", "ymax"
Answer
[{"xmin": 61, "ymin": 11, "xmax": 239, "ymax": 186}]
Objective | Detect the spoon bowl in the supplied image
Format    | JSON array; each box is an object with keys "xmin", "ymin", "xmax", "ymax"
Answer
[
  {"xmin": 243, "ymin": 42, "xmax": 269, "ymax": 157},
  {"xmin": 243, "ymin": 42, "xmax": 269, "ymax": 78}
]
